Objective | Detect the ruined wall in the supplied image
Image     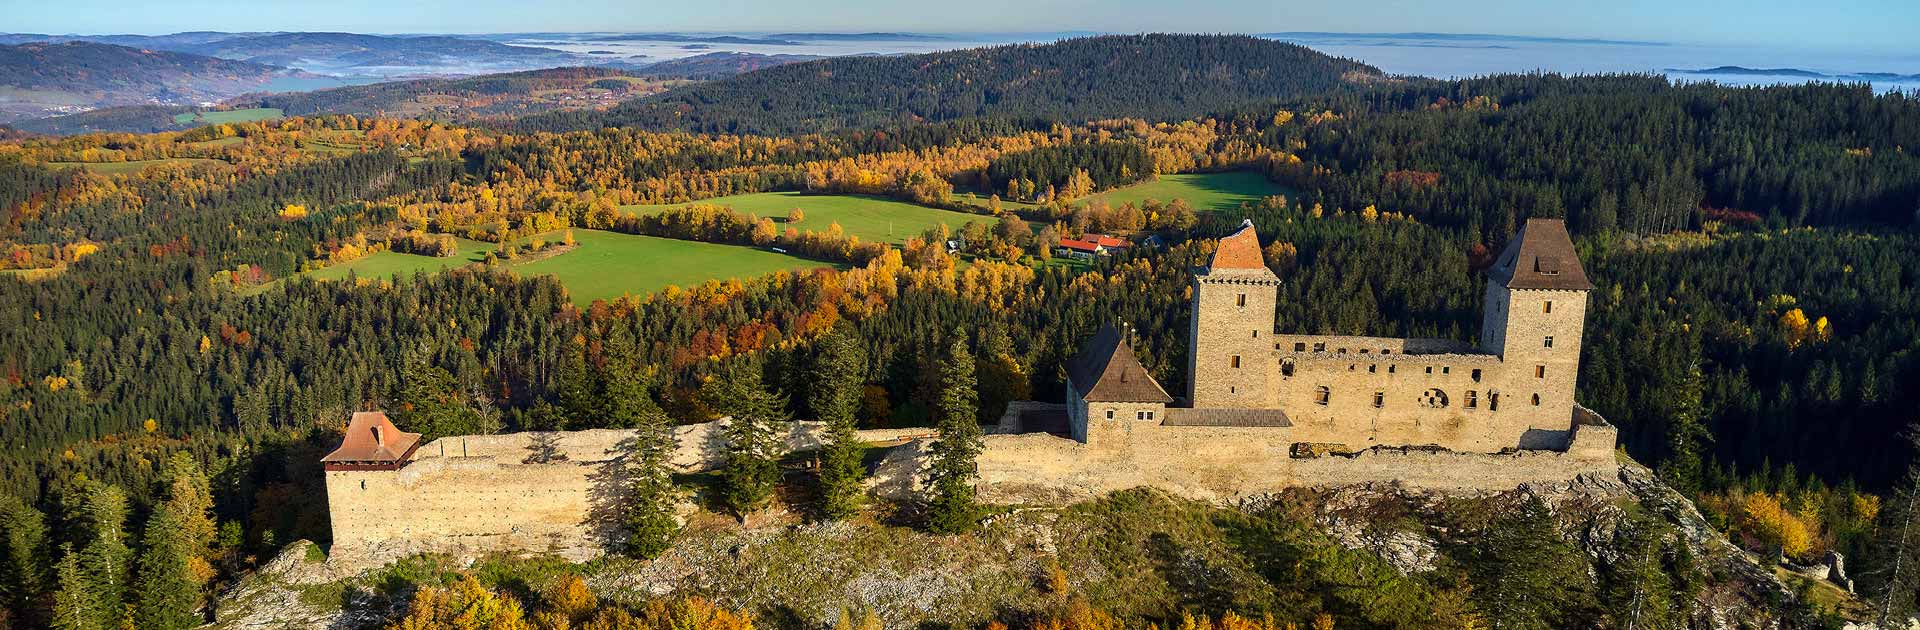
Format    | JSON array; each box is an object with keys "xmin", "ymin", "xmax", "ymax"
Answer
[
  {"xmin": 324, "ymin": 421, "xmax": 870, "ymax": 569},
  {"xmin": 874, "ymin": 419, "xmax": 1621, "ymax": 504}
]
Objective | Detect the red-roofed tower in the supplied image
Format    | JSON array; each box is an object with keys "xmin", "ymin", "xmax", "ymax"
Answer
[{"xmin": 1188, "ymin": 220, "xmax": 1281, "ymax": 408}]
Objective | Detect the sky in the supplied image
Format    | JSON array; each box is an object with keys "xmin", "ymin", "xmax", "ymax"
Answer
[{"xmin": 2, "ymin": 0, "xmax": 1914, "ymax": 54}]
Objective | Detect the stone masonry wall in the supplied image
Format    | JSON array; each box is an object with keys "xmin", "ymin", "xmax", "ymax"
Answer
[
  {"xmin": 324, "ymin": 421, "xmax": 930, "ymax": 570},
  {"xmin": 1188, "ymin": 269, "xmax": 1280, "ymax": 408}
]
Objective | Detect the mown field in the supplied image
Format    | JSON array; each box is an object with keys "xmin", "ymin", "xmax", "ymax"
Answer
[
  {"xmin": 985, "ymin": 171, "xmax": 1293, "ymax": 213},
  {"xmin": 622, "ymin": 192, "xmax": 995, "ymax": 245},
  {"xmin": 173, "ymin": 107, "xmax": 284, "ymax": 126},
  {"xmin": 303, "ymin": 229, "xmax": 833, "ymax": 305}
]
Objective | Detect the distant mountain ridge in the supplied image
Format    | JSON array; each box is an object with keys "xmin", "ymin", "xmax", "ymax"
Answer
[
  {"xmin": 1667, "ymin": 65, "xmax": 1920, "ymax": 81},
  {"xmin": 514, "ymin": 34, "xmax": 1384, "ymax": 135},
  {"xmin": 632, "ymin": 51, "xmax": 823, "ymax": 79}
]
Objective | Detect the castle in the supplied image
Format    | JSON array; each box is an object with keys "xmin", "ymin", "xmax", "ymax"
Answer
[
  {"xmin": 1062, "ymin": 217, "xmax": 1608, "ymax": 455},
  {"xmin": 318, "ymin": 218, "xmax": 1619, "ymax": 567}
]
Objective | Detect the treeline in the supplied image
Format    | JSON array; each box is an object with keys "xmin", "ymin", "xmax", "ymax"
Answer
[
  {"xmin": 617, "ymin": 203, "xmax": 891, "ymax": 265},
  {"xmin": 986, "ymin": 142, "xmax": 1155, "ymax": 202},
  {"xmin": 512, "ymin": 35, "xmax": 1379, "ymax": 135},
  {"xmin": 1257, "ymin": 75, "xmax": 1920, "ymax": 239}
]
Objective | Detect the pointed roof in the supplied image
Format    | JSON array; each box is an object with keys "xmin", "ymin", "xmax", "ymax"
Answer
[
  {"xmin": 321, "ymin": 411, "xmax": 422, "ymax": 464},
  {"xmin": 1207, "ymin": 220, "xmax": 1267, "ymax": 271},
  {"xmin": 1488, "ymin": 218, "xmax": 1593, "ymax": 291},
  {"xmin": 1066, "ymin": 324, "xmax": 1174, "ymax": 403}
]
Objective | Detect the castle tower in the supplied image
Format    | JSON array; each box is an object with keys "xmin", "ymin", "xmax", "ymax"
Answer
[
  {"xmin": 1478, "ymin": 218, "xmax": 1593, "ymax": 437},
  {"xmin": 1189, "ymin": 220, "xmax": 1280, "ymax": 408}
]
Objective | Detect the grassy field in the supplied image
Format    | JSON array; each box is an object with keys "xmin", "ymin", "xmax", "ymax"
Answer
[
  {"xmin": 173, "ymin": 108, "xmax": 284, "ymax": 126},
  {"xmin": 514, "ymin": 230, "xmax": 835, "ymax": 304},
  {"xmin": 46, "ymin": 158, "xmax": 228, "ymax": 175},
  {"xmin": 303, "ymin": 230, "xmax": 832, "ymax": 305},
  {"xmin": 622, "ymin": 192, "xmax": 995, "ymax": 246},
  {"xmin": 984, "ymin": 171, "xmax": 1293, "ymax": 214}
]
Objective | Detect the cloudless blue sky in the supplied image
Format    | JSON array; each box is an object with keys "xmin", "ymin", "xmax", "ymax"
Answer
[{"xmin": 3, "ymin": 0, "xmax": 1914, "ymax": 53}]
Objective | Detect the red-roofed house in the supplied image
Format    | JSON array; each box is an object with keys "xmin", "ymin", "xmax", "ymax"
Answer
[{"xmin": 1055, "ymin": 234, "xmax": 1132, "ymax": 259}]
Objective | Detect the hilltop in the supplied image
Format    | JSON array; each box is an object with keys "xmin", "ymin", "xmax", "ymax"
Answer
[
  {"xmin": 513, "ymin": 34, "xmax": 1384, "ymax": 135},
  {"xmin": 0, "ymin": 41, "xmax": 289, "ymax": 122}
]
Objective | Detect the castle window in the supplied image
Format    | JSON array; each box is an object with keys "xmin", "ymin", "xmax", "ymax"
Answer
[
  {"xmin": 1421, "ymin": 388, "xmax": 1450, "ymax": 408},
  {"xmin": 1294, "ymin": 342, "xmax": 1307, "ymax": 352},
  {"xmin": 1105, "ymin": 409, "xmax": 1115, "ymax": 420},
  {"xmin": 1314, "ymin": 386, "xmax": 1330, "ymax": 405},
  {"xmin": 1372, "ymin": 391, "xmax": 1385, "ymax": 408},
  {"xmin": 1231, "ymin": 355, "xmax": 1242, "ymax": 368},
  {"xmin": 1237, "ymin": 293, "xmax": 1247, "ymax": 307},
  {"xmin": 1252, "ymin": 330, "xmax": 1259, "ymax": 338},
  {"xmin": 1368, "ymin": 364, "xmax": 1377, "ymax": 373},
  {"xmin": 1544, "ymin": 336, "xmax": 1554, "ymax": 348},
  {"xmin": 1337, "ymin": 348, "xmax": 1348, "ymax": 354},
  {"xmin": 1382, "ymin": 349, "xmax": 1392, "ymax": 354},
  {"xmin": 1348, "ymin": 363, "xmax": 1356, "ymax": 371},
  {"xmin": 361, "ymin": 479, "xmax": 367, "ymax": 490},
  {"xmin": 1425, "ymin": 366, "xmax": 1433, "ymax": 374},
  {"xmin": 1282, "ymin": 359, "xmax": 1295, "ymax": 377},
  {"xmin": 1314, "ymin": 342, "xmax": 1326, "ymax": 352},
  {"xmin": 1532, "ymin": 393, "xmax": 1542, "ymax": 406},
  {"xmin": 1442, "ymin": 366, "xmax": 1451, "ymax": 375},
  {"xmin": 1145, "ymin": 410, "xmax": 1155, "ymax": 421},
  {"xmin": 1471, "ymin": 368, "xmax": 1482, "ymax": 383},
  {"xmin": 1535, "ymin": 365, "xmax": 1546, "ymax": 378},
  {"xmin": 1388, "ymin": 364, "xmax": 1397, "ymax": 374},
  {"xmin": 1489, "ymin": 392, "xmax": 1501, "ymax": 411},
  {"xmin": 1544, "ymin": 301, "xmax": 1554, "ymax": 314},
  {"xmin": 1465, "ymin": 390, "xmax": 1479, "ymax": 409}
]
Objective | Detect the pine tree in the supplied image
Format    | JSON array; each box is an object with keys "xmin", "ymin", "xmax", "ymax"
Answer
[
  {"xmin": 394, "ymin": 357, "xmax": 494, "ymax": 440},
  {"xmin": 706, "ymin": 366, "xmax": 790, "ymax": 518},
  {"xmin": 49, "ymin": 545, "xmax": 93, "ymax": 630},
  {"xmin": 811, "ymin": 328, "xmax": 869, "ymax": 520},
  {"xmin": 63, "ymin": 481, "xmax": 131, "ymax": 630},
  {"xmin": 0, "ymin": 494, "xmax": 50, "ymax": 627},
  {"xmin": 1602, "ymin": 513, "xmax": 1680, "ymax": 630},
  {"xmin": 1657, "ymin": 360, "xmax": 1709, "ymax": 497},
  {"xmin": 133, "ymin": 505, "xmax": 198, "ymax": 630},
  {"xmin": 924, "ymin": 335, "xmax": 983, "ymax": 534}
]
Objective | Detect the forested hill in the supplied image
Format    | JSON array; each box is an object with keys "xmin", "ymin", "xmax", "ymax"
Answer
[
  {"xmin": 0, "ymin": 41, "xmax": 287, "ymax": 122},
  {"xmin": 512, "ymin": 34, "xmax": 1383, "ymax": 135}
]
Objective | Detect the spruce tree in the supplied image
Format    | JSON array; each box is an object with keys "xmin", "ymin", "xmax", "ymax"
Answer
[
  {"xmin": 617, "ymin": 374, "xmax": 681, "ymax": 558},
  {"xmin": 63, "ymin": 481, "xmax": 131, "ymax": 630},
  {"xmin": 133, "ymin": 506, "xmax": 198, "ymax": 630},
  {"xmin": 1469, "ymin": 496, "xmax": 1599, "ymax": 629},
  {"xmin": 706, "ymin": 366, "xmax": 790, "ymax": 518},
  {"xmin": 49, "ymin": 545, "xmax": 93, "ymax": 630},
  {"xmin": 394, "ymin": 358, "xmax": 494, "ymax": 440},
  {"xmin": 924, "ymin": 335, "xmax": 983, "ymax": 534},
  {"xmin": 1601, "ymin": 513, "xmax": 1681, "ymax": 630},
  {"xmin": 0, "ymin": 494, "xmax": 50, "ymax": 627},
  {"xmin": 810, "ymin": 328, "xmax": 869, "ymax": 520},
  {"xmin": 1867, "ymin": 427, "xmax": 1920, "ymax": 627}
]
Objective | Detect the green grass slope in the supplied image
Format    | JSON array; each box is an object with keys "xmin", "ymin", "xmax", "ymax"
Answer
[{"xmin": 623, "ymin": 192, "xmax": 996, "ymax": 245}]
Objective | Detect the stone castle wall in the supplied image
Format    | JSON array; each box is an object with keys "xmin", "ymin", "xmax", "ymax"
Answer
[
  {"xmin": 1188, "ymin": 269, "xmax": 1280, "ymax": 408},
  {"xmin": 323, "ymin": 422, "xmax": 934, "ymax": 569},
  {"xmin": 874, "ymin": 414, "xmax": 1621, "ymax": 504}
]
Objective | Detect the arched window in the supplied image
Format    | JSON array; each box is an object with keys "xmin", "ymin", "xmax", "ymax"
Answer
[
  {"xmin": 1421, "ymin": 388, "xmax": 1450, "ymax": 408},
  {"xmin": 1531, "ymin": 393, "xmax": 1542, "ymax": 406},
  {"xmin": 1314, "ymin": 386, "xmax": 1331, "ymax": 405},
  {"xmin": 1281, "ymin": 359, "xmax": 1295, "ymax": 377}
]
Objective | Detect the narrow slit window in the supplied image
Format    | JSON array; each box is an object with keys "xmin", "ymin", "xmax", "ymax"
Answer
[
  {"xmin": 1372, "ymin": 391, "xmax": 1384, "ymax": 408},
  {"xmin": 1314, "ymin": 386, "xmax": 1330, "ymax": 405},
  {"xmin": 1544, "ymin": 301, "xmax": 1554, "ymax": 314},
  {"xmin": 1236, "ymin": 293, "xmax": 1247, "ymax": 307},
  {"xmin": 1535, "ymin": 365, "xmax": 1546, "ymax": 378},
  {"xmin": 1490, "ymin": 392, "xmax": 1501, "ymax": 411},
  {"xmin": 1231, "ymin": 355, "xmax": 1242, "ymax": 368},
  {"xmin": 1544, "ymin": 336, "xmax": 1554, "ymax": 348}
]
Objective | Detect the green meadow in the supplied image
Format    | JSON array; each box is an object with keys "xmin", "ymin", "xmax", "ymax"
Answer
[
  {"xmin": 985, "ymin": 171, "xmax": 1293, "ymax": 213},
  {"xmin": 303, "ymin": 230, "xmax": 832, "ymax": 305},
  {"xmin": 622, "ymin": 192, "xmax": 995, "ymax": 245},
  {"xmin": 173, "ymin": 108, "xmax": 284, "ymax": 126}
]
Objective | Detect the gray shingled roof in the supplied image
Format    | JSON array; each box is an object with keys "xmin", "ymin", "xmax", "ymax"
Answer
[
  {"xmin": 1488, "ymin": 218, "xmax": 1594, "ymax": 291},
  {"xmin": 1066, "ymin": 325, "xmax": 1174, "ymax": 403}
]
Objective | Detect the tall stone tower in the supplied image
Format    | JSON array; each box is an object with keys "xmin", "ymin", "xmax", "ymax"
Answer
[
  {"xmin": 1478, "ymin": 218, "xmax": 1593, "ymax": 432},
  {"xmin": 1189, "ymin": 220, "xmax": 1280, "ymax": 408}
]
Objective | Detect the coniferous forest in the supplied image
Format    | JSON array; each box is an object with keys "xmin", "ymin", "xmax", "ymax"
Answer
[{"xmin": 0, "ymin": 33, "xmax": 1918, "ymax": 629}]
